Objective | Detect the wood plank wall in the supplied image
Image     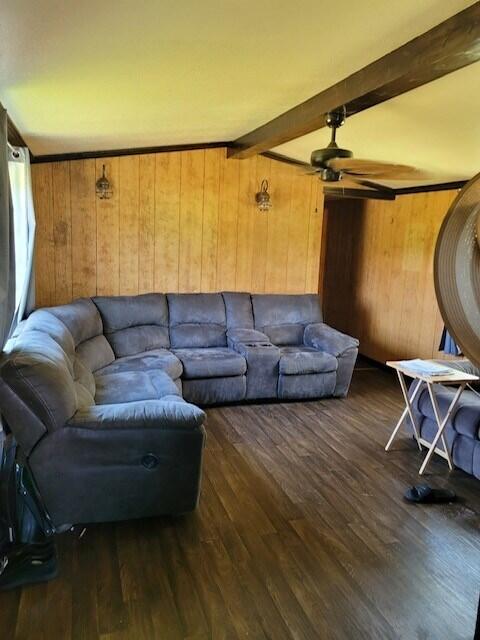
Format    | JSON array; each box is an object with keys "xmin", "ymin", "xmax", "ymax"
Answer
[
  {"xmin": 31, "ymin": 148, "xmax": 324, "ymax": 307},
  {"xmin": 322, "ymin": 189, "xmax": 460, "ymax": 363}
]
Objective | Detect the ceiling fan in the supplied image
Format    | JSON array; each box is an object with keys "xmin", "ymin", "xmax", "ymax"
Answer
[{"xmin": 305, "ymin": 106, "xmax": 430, "ymax": 200}]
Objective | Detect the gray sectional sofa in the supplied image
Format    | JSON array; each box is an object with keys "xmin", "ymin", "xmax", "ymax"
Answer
[{"xmin": 0, "ymin": 292, "xmax": 358, "ymax": 527}]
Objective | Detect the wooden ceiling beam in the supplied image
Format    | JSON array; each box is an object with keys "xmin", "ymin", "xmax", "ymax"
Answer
[{"xmin": 228, "ymin": 2, "xmax": 480, "ymax": 159}]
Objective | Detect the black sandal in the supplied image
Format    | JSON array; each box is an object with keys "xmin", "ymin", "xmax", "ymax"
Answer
[
  {"xmin": 404, "ymin": 484, "xmax": 457, "ymax": 504},
  {"xmin": 0, "ymin": 541, "xmax": 58, "ymax": 591}
]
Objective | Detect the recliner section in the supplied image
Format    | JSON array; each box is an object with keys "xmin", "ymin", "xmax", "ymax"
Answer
[{"xmin": 0, "ymin": 291, "xmax": 358, "ymax": 527}]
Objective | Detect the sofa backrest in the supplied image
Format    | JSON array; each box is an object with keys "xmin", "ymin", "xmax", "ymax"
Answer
[
  {"xmin": 1, "ymin": 328, "xmax": 78, "ymax": 437},
  {"xmin": 251, "ymin": 294, "xmax": 322, "ymax": 345},
  {"xmin": 93, "ymin": 294, "xmax": 170, "ymax": 357},
  {"xmin": 48, "ymin": 298, "xmax": 114, "ymax": 372},
  {"xmin": 19, "ymin": 308, "xmax": 76, "ymax": 362},
  {"xmin": 222, "ymin": 292, "xmax": 254, "ymax": 330},
  {"xmin": 167, "ymin": 293, "xmax": 227, "ymax": 348}
]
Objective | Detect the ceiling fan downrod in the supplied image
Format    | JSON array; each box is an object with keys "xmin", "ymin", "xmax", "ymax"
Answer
[{"xmin": 310, "ymin": 106, "xmax": 352, "ymax": 182}]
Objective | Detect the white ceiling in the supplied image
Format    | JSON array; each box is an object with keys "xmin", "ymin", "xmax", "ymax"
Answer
[{"xmin": 1, "ymin": 0, "xmax": 478, "ymax": 182}]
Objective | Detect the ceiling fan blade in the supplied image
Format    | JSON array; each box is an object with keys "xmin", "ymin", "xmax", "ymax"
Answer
[
  {"xmin": 345, "ymin": 177, "xmax": 396, "ymax": 193},
  {"xmin": 323, "ymin": 175, "xmax": 396, "ymax": 199},
  {"xmin": 300, "ymin": 166, "xmax": 322, "ymax": 175},
  {"xmin": 327, "ymin": 157, "xmax": 430, "ymax": 179}
]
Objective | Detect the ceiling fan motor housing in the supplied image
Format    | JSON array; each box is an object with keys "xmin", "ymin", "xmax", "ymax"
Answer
[
  {"xmin": 310, "ymin": 146, "xmax": 353, "ymax": 166},
  {"xmin": 310, "ymin": 145, "xmax": 353, "ymax": 180}
]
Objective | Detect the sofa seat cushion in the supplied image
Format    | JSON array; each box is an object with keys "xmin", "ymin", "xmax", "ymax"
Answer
[
  {"xmin": 94, "ymin": 370, "xmax": 181, "ymax": 405},
  {"xmin": 173, "ymin": 348, "xmax": 247, "ymax": 380},
  {"xmin": 95, "ymin": 349, "xmax": 182, "ymax": 380},
  {"xmin": 279, "ymin": 346, "xmax": 337, "ymax": 376}
]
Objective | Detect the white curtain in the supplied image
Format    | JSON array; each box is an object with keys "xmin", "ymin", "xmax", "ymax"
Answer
[
  {"xmin": 0, "ymin": 106, "xmax": 15, "ymax": 348},
  {"xmin": 8, "ymin": 145, "xmax": 36, "ymax": 330}
]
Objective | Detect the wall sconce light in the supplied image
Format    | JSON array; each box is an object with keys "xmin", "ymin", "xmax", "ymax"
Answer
[
  {"xmin": 96, "ymin": 164, "xmax": 113, "ymax": 200},
  {"xmin": 255, "ymin": 179, "xmax": 272, "ymax": 212}
]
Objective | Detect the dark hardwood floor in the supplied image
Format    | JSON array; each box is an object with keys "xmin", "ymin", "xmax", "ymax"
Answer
[{"xmin": 1, "ymin": 362, "xmax": 480, "ymax": 639}]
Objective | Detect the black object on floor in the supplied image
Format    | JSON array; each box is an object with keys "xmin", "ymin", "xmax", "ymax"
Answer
[
  {"xmin": 404, "ymin": 484, "xmax": 457, "ymax": 504},
  {"xmin": 0, "ymin": 540, "xmax": 58, "ymax": 590}
]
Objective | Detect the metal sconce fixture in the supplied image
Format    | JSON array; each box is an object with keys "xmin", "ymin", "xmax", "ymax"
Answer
[
  {"xmin": 96, "ymin": 164, "xmax": 113, "ymax": 200},
  {"xmin": 255, "ymin": 179, "xmax": 272, "ymax": 212}
]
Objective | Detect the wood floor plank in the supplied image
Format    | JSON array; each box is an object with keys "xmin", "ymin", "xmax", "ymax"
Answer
[{"xmin": 1, "ymin": 363, "xmax": 480, "ymax": 639}]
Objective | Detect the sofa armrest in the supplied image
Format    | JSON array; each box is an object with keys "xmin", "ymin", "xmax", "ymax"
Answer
[
  {"xmin": 304, "ymin": 323, "xmax": 359, "ymax": 357},
  {"xmin": 68, "ymin": 399, "xmax": 205, "ymax": 430},
  {"xmin": 227, "ymin": 328, "xmax": 271, "ymax": 349}
]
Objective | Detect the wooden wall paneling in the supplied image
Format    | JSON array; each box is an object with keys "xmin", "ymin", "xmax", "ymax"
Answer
[
  {"xmin": 235, "ymin": 156, "xmax": 257, "ymax": 292},
  {"xmin": 138, "ymin": 155, "xmax": 155, "ymax": 294},
  {"xmin": 417, "ymin": 191, "xmax": 457, "ymax": 358},
  {"xmin": 317, "ymin": 195, "xmax": 330, "ymax": 303},
  {"xmin": 361, "ymin": 198, "xmax": 385, "ymax": 359},
  {"xmin": 305, "ymin": 181, "xmax": 324, "ymax": 293},
  {"xmin": 32, "ymin": 163, "xmax": 55, "ymax": 307},
  {"xmin": 286, "ymin": 174, "xmax": 312, "ymax": 293},
  {"xmin": 32, "ymin": 147, "xmax": 326, "ymax": 305},
  {"xmin": 119, "ymin": 156, "xmax": 140, "ymax": 295},
  {"xmin": 396, "ymin": 195, "xmax": 420, "ymax": 358},
  {"xmin": 201, "ymin": 148, "xmax": 221, "ymax": 292},
  {"xmin": 403, "ymin": 193, "xmax": 431, "ymax": 357},
  {"xmin": 178, "ymin": 150, "xmax": 205, "ymax": 292},
  {"xmin": 216, "ymin": 156, "xmax": 240, "ymax": 291},
  {"xmin": 154, "ymin": 152, "xmax": 181, "ymax": 292},
  {"xmin": 51, "ymin": 162, "xmax": 72, "ymax": 305},
  {"xmin": 95, "ymin": 158, "xmax": 119, "ymax": 297},
  {"xmin": 70, "ymin": 160, "xmax": 97, "ymax": 299},
  {"xmin": 323, "ymin": 189, "xmax": 460, "ymax": 362},
  {"xmin": 378, "ymin": 198, "xmax": 401, "ymax": 359},
  {"xmin": 265, "ymin": 160, "xmax": 292, "ymax": 292},
  {"xmin": 250, "ymin": 155, "xmax": 271, "ymax": 293}
]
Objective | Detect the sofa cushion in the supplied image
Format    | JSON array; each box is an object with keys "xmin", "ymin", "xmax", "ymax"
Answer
[
  {"xmin": 48, "ymin": 298, "xmax": 103, "ymax": 346},
  {"xmin": 2, "ymin": 330, "xmax": 77, "ymax": 431},
  {"xmin": 96, "ymin": 349, "xmax": 183, "ymax": 380},
  {"xmin": 173, "ymin": 347, "xmax": 246, "ymax": 379},
  {"xmin": 263, "ymin": 324, "xmax": 305, "ymax": 346},
  {"xmin": 22, "ymin": 309, "xmax": 75, "ymax": 361},
  {"xmin": 222, "ymin": 292, "xmax": 254, "ymax": 329},
  {"xmin": 73, "ymin": 357, "xmax": 96, "ymax": 409},
  {"xmin": 251, "ymin": 294, "xmax": 322, "ymax": 345},
  {"xmin": 279, "ymin": 346, "xmax": 338, "ymax": 375},
  {"xmin": 94, "ymin": 293, "xmax": 168, "ymax": 332},
  {"xmin": 417, "ymin": 386, "xmax": 480, "ymax": 440},
  {"xmin": 106, "ymin": 325, "xmax": 170, "ymax": 358},
  {"xmin": 94, "ymin": 294, "xmax": 170, "ymax": 356},
  {"xmin": 76, "ymin": 335, "xmax": 115, "ymax": 372},
  {"xmin": 94, "ymin": 370, "xmax": 180, "ymax": 405},
  {"xmin": 168, "ymin": 293, "xmax": 227, "ymax": 348},
  {"xmin": 252, "ymin": 294, "xmax": 322, "ymax": 328},
  {"xmin": 73, "ymin": 358, "xmax": 96, "ymax": 397}
]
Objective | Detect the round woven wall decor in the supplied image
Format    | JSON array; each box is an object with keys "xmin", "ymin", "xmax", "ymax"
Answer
[{"xmin": 434, "ymin": 172, "xmax": 480, "ymax": 367}]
